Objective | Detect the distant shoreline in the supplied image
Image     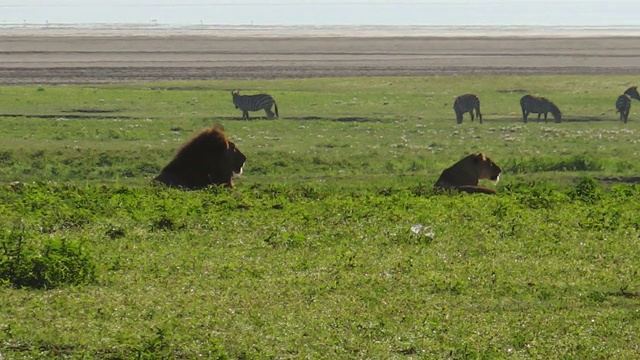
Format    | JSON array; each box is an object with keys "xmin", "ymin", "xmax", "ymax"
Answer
[
  {"xmin": 1, "ymin": 24, "xmax": 640, "ymax": 38},
  {"xmin": 2, "ymin": 29, "xmax": 640, "ymax": 84}
]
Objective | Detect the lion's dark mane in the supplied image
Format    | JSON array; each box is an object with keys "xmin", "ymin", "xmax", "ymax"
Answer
[{"xmin": 153, "ymin": 126, "xmax": 240, "ymax": 190}]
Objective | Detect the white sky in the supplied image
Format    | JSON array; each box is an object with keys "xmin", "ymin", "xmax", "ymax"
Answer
[{"xmin": 0, "ymin": 1, "xmax": 638, "ymax": 26}]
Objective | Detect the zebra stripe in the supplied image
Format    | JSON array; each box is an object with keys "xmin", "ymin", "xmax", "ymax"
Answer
[
  {"xmin": 453, "ymin": 94, "xmax": 482, "ymax": 124},
  {"xmin": 231, "ymin": 91, "xmax": 279, "ymax": 119},
  {"xmin": 520, "ymin": 95, "xmax": 562, "ymax": 123},
  {"xmin": 624, "ymin": 86, "xmax": 640, "ymax": 101},
  {"xmin": 616, "ymin": 94, "xmax": 631, "ymax": 123}
]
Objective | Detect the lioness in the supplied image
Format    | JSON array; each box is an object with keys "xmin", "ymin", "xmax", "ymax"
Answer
[{"xmin": 434, "ymin": 153, "xmax": 501, "ymax": 194}]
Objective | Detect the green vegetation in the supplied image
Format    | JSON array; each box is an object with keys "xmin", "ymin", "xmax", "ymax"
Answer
[{"xmin": 1, "ymin": 76, "xmax": 640, "ymax": 358}]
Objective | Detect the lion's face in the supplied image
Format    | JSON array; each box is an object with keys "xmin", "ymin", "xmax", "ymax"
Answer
[
  {"xmin": 226, "ymin": 141, "xmax": 246, "ymax": 175},
  {"xmin": 474, "ymin": 153, "xmax": 502, "ymax": 182}
]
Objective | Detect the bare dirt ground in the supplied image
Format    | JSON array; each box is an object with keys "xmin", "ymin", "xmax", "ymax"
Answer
[{"xmin": 1, "ymin": 29, "xmax": 640, "ymax": 84}]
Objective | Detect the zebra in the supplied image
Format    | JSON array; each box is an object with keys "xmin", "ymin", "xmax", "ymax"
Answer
[
  {"xmin": 615, "ymin": 86, "xmax": 639, "ymax": 123},
  {"xmin": 624, "ymin": 86, "xmax": 640, "ymax": 101},
  {"xmin": 231, "ymin": 90, "xmax": 279, "ymax": 119},
  {"xmin": 616, "ymin": 94, "xmax": 631, "ymax": 123},
  {"xmin": 520, "ymin": 95, "xmax": 562, "ymax": 123},
  {"xmin": 453, "ymin": 94, "xmax": 482, "ymax": 124}
]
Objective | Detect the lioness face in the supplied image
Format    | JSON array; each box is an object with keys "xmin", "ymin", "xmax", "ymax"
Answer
[
  {"xmin": 476, "ymin": 154, "xmax": 502, "ymax": 183},
  {"xmin": 227, "ymin": 141, "xmax": 246, "ymax": 175}
]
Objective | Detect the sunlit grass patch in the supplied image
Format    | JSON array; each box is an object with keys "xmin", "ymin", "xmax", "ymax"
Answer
[{"xmin": 2, "ymin": 75, "xmax": 640, "ymax": 358}]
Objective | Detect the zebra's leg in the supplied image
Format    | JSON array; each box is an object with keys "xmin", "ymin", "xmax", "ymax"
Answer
[
  {"xmin": 522, "ymin": 110, "xmax": 528, "ymax": 123},
  {"xmin": 477, "ymin": 106, "xmax": 482, "ymax": 124},
  {"xmin": 265, "ymin": 108, "xmax": 275, "ymax": 119},
  {"xmin": 243, "ymin": 110, "xmax": 249, "ymax": 120},
  {"xmin": 470, "ymin": 110, "xmax": 475, "ymax": 122},
  {"xmin": 456, "ymin": 111, "xmax": 463, "ymax": 124}
]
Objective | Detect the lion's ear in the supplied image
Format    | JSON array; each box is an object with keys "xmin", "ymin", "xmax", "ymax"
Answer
[
  {"xmin": 473, "ymin": 153, "xmax": 485, "ymax": 162},
  {"xmin": 213, "ymin": 123, "xmax": 226, "ymax": 133}
]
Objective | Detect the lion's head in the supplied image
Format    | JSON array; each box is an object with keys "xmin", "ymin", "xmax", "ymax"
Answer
[
  {"xmin": 153, "ymin": 126, "xmax": 246, "ymax": 190},
  {"xmin": 434, "ymin": 153, "xmax": 501, "ymax": 194},
  {"xmin": 222, "ymin": 140, "xmax": 247, "ymax": 177}
]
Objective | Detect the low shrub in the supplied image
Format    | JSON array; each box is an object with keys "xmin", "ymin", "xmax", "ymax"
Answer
[
  {"xmin": 0, "ymin": 227, "xmax": 96, "ymax": 289},
  {"xmin": 505, "ymin": 155, "xmax": 604, "ymax": 174}
]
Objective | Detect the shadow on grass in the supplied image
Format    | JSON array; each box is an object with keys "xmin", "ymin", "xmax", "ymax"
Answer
[
  {"xmin": 335, "ymin": 117, "xmax": 388, "ymax": 123},
  {"xmin": 562, "ymin": 116, "xmax": 620, "ymax": 123},
  {"xmin": 475, "ymin": 116, "xmax": 623, "ymax": 124},
  {"xmin": 64, "ymin": 108, "xmax": 122, "ymax": 114},
  {"xmin": 149, "ymin": 86, "xmax": 218, "ymax": 91},
  {"xmin": 283, "ymin": 116, "xmax": 387, "ymax": 123},
  {"xmin": 0, "ymin": 113, "xmax": 137, "ymax": 120},
  {"xmin": 459, "ymin": 117, "xmax": 520, "ymax": 124},
  {"xmin": 496, "ymin": 89, "xmax": 528, "ymax": 94},
  {"xmin": 208, "ymin": 116, "xmax": 280, "ymax": 121},
  {"xmin": 284, "ymin": 116, "xmax": 324, "ymax": 121},
  {"xmin": 596, "ymin": 176, "xmax": 640, "ymax": 184}
]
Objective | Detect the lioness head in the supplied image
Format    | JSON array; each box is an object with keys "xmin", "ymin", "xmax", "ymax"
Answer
[{"xmin": 473, "ymin": 153, "xmax": 501, "ymax": 183}]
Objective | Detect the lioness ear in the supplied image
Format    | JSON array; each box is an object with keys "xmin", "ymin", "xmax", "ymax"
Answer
[{"xmin": 473, "ymin": 153, "xmax": 485, "ymax": 162}]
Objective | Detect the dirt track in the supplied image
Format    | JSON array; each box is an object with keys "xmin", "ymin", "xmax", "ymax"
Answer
[{"xmin": 1, "ymin": 33, "xmax": 640, "ymax": 84}]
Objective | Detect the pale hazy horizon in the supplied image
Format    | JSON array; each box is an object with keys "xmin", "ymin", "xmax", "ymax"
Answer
[{"xmin": 1, "ymin": 1, "xmax": 639, "ymax": 27}]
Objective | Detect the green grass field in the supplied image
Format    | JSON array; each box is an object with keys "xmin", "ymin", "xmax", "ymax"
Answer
[{"xmin": 1, "ymin": 75, "xmax": 640, "ymax": 359}]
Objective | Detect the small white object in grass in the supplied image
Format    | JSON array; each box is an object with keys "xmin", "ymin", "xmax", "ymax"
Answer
[{"xmin": 411, "ymin": 224, "xmax": 434, "ymax": 239}]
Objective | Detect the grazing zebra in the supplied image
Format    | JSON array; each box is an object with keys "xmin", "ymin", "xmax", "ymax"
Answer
[
  {"xmin": 624, "ymin": 86, "xmax": 640, "ymax": 101},
  {"xmin": 453, "ymin": 94, "xmax": 482, "ymax": 124},
  {"xmin": 520, "ymin": 95, "xmax": 562, "ymax": 123},
  {"xmin": 231, "ymin": 90, "xmax": 279, "ymax": 119},
  {"xmin": 616, "ymin": 94, "xmax": 631, "ymax": 123}
]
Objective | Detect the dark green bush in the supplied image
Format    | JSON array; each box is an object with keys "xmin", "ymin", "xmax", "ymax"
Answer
[
  {"xmin": 568, "ymin": 176, "xmax": 602, "ymax": 203},
  {"xmin": 505, "ymin": 155, "xmax": 603, "ymax": 174},
  {"xmin": 134, "ymin": 327, "xmax": 229, "ymax": 360},
  {"xmin": 0, "ymin": 228, "xmax": 96, "ymax": 289}
]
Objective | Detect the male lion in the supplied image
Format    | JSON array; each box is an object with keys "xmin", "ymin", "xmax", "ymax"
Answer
[
  {"xmin": 434, "ymin": 153, "xmax": 501, "ymax": 194},
  {"xmin": 153, "ymin": 126, "xmax": 246, "ymax": 190}
]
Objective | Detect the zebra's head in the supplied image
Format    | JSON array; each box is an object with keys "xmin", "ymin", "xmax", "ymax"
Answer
[
  {"xmin": 625, "ymin": 86, "xmax": 640, "ymax": 101},
  {"xmin": 549, "ymin": 103, "xmax": 562, "ymax": 123},
  {"xmin": 231, "ymin": 90, "xmax": 241, "ymax": 109}
]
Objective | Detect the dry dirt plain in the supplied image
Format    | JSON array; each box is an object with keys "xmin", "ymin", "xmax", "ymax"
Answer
[{"xmin": 1, "ymin": 29, "xmax": 639, "ymax": 84}]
